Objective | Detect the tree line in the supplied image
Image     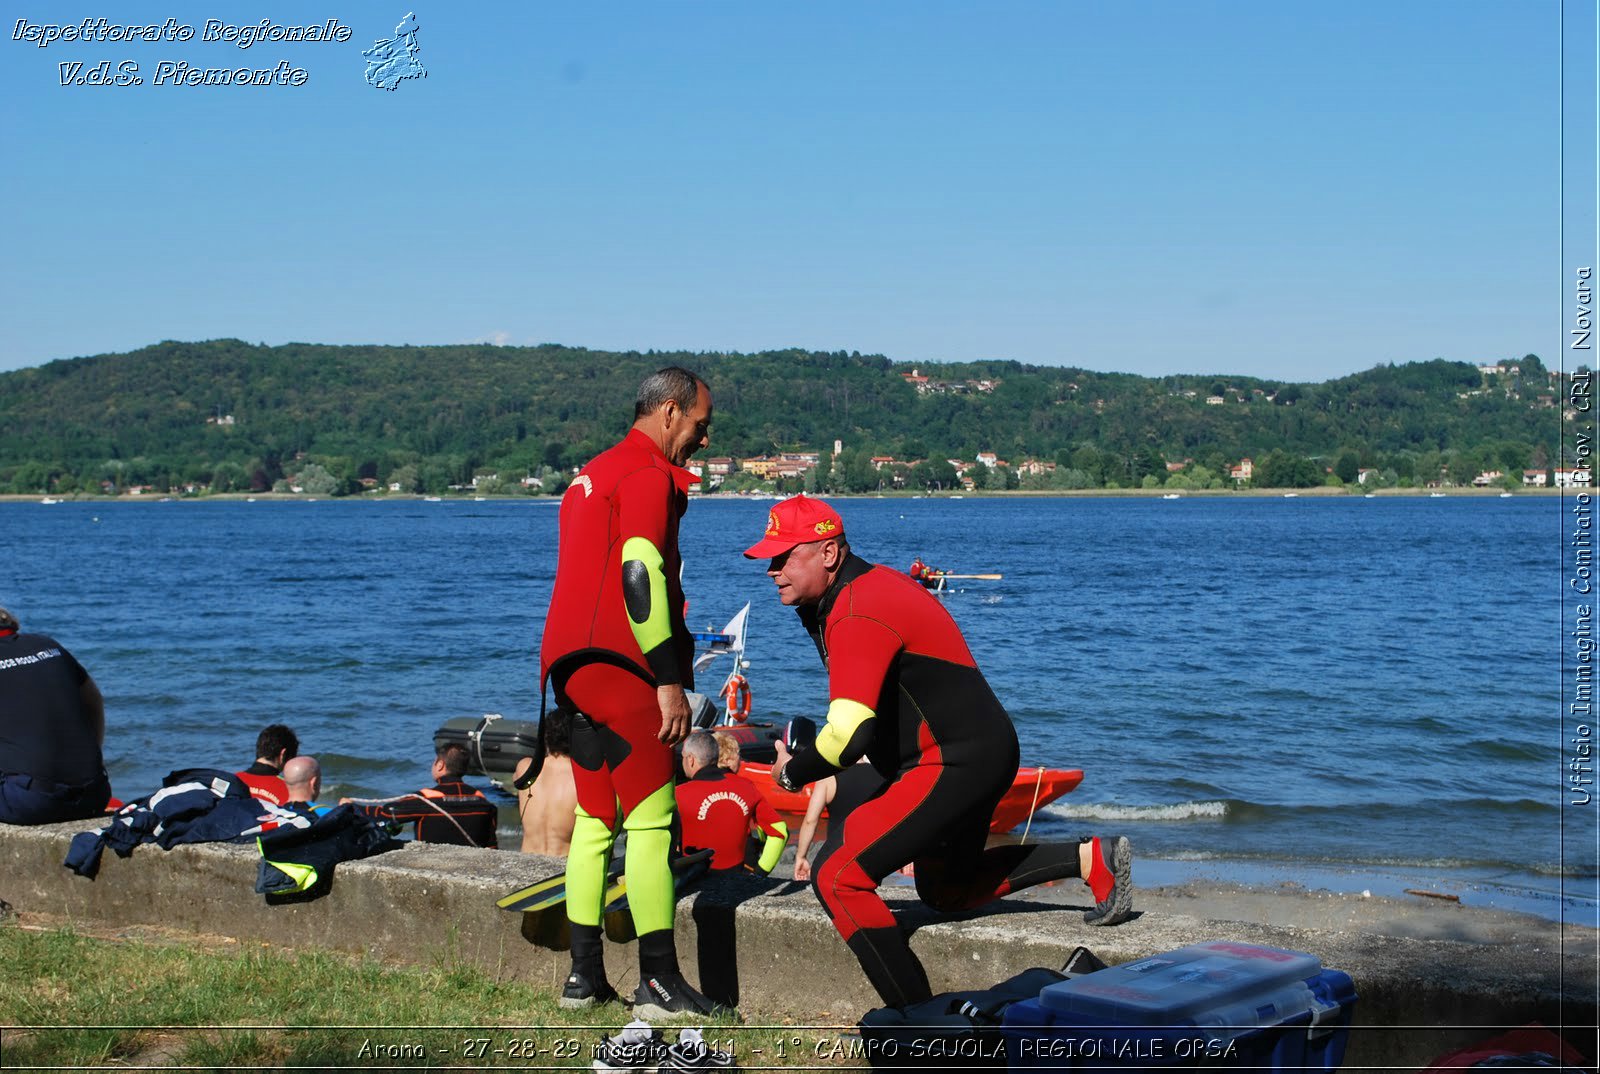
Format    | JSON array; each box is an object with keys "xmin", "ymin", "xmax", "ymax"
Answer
[{"xmin": 0, "ymin": 339, "xmax": 1577, "ymax": 495}]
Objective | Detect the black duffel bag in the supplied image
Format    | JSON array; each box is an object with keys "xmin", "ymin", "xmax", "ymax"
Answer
[{"xmin": 857, "ymin": 948, "xmax": 1106, "ymax": 1069}]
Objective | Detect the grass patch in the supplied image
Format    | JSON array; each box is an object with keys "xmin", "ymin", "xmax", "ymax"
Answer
[{"xmin": 0, "ymin": 922, "xmax": 861, "ymax": 1069}]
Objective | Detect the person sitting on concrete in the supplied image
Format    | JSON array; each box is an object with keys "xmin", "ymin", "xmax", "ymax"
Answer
[
  {"xmin": 281, "ymin": 755, "xmax": 331, "ymax": 817},
  {"xmin": 0, "ymin": 606, "xmax": 112, "ymax": 825},
  {"xmin": 236, "ymin": 724, "xmax": 298, "ymax": 807},
  {"xmin": 675, "ymin": 731, "xmax": 786, "ymax": 874},
  {"xmin": 514, "ymin": 706, "xmax": 577, "ymax": 857},
  {"xmin": 342, "ymin": 743, "xmax": 499, "ymax": 848},
  {"xmin": 712, "ymin": 729, "xmax": 742, "ymax": 774}
]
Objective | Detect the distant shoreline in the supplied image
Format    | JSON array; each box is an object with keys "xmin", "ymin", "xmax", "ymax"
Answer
[{"xmin": 0, "ymin": 486, "xmax": 1573, "ymax": 504}]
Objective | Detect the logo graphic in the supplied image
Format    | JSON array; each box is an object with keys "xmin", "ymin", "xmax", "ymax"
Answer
[
  {"xmin": 813, "ymin": 519, "xmax": 838, "ymax": 535},
  {"xmin": 363, "ymin": 12, "xmax": 426, "ymax": 91},
  {"xmin": 765, "ymin": 510, "xmax": 781, "ymax": 536},
  {"xmin": 573, "ymin": 475, "xmax": 594, "ymax": 498}
]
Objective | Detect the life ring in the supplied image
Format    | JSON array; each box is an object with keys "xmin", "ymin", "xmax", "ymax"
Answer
[{"xmin": 720, "ymin": 674, "xmax": 752, "ymax": 723}]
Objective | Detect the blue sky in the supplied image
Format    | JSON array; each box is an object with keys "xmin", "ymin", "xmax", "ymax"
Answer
[{"xmin": 0, "ymin": 2, "xmax": 1581, "ymax": 380}]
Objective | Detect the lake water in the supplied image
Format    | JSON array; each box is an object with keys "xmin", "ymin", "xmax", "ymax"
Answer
[{"xmin": 4, "ymin": 494, "xmax": 1586, "ymax": 919}]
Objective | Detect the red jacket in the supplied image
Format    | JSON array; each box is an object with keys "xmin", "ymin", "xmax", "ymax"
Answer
[{"xmin": 675, "ymin": 768, "xmax": 785, "ymax": 871}]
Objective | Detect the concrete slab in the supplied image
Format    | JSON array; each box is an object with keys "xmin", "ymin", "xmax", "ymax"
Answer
[{"xmin": 2, "ymin": 822, "xmax": 1593, "ymax": 1069}]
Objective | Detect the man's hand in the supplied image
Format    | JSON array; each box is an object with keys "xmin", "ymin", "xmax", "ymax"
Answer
[
  {"xmin": 656, "ymin": 684, "xmax": 691, "ymax": 745},
  {"xmin": 794, "ymin": 855, "xmax": 812, "ymax": 882},
  {"xmin": 772, "ymin": 738, "xmax": 793, "ymax": 787}
]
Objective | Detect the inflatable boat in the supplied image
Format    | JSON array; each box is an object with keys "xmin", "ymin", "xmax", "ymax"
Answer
[{"xmin": 435, "ymin": 604, "xmax": 1083, "ymax": 834}]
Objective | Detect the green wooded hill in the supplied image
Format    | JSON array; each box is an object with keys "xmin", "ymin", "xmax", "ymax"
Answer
[{"xmin": 0, "ymin": 339, "xmax": 1570, "ymax": 494}]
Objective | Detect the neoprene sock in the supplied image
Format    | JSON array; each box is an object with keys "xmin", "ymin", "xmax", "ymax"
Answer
[
  {"xmin": 638, "ymin": 928, "xmax": 680, "ymax": 977},
  {"xmin": 570, "ymin": 923, "xmax": 605, "ymax": 979}
]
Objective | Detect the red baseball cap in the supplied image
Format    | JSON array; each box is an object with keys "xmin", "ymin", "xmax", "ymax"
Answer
[{"xmin": 743, "ymin": 495, "xmax": 846, "ymax": 559}]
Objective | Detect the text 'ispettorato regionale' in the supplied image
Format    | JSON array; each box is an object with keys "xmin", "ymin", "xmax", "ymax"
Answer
[{"xmin": 13, "ymin": 18, "xmax": 354, "ymax": 88}]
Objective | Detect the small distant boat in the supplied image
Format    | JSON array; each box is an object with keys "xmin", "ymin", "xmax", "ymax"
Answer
[
  {"xmin": 246, "ymin": 497, "xmax": 257, "ymax": 503},
  {"xmin": 1499, "ymin": 492, "xmax": 1513, "ymax": 498},
  {"xmin": 1430, "ymin": 492, "xmax": 1447, "ymax": 498},
  {"xmin": 424, "ymin": 496, "xmax": 443, "ymax": 502},
  {"xmin": 1364, "ymin": 494, "xmax": 1376, "ymax": 499},
  {"xmin": 1283, "ymin": 493, "xmax": 1298, "ymax": 498},
  {"xmin": 40, "ymin": 497, "xmax": 61, "ymax": 505},
  {"xmin": 1161, "ymin": 493, "xmax": 1181, "ymax": 500}
]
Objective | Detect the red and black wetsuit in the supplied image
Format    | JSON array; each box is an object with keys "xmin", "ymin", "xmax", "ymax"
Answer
[
  {"xmin": 236, "ymin": 762, "xmax": 289, "ymax": 807},
  {"xmin": 350, "ymin": 781, "xmax": 499, "ymax": 848},
  {"xmin": 540, "ymin": 428, "xmax": 695, "ymax": 824},
  {"xmin": 540, "ymin": 428, "xmax": 696, "ymax": 937},
  {"xmin": 781, "ymin": 553, "xmax": 1086, "ymax": 1008},
  {"xmin": 674, "ymin": 767, "xmax": 787, "ymax": 872}
]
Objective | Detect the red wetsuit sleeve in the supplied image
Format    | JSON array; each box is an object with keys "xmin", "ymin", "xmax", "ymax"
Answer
[
  {"xmin": 825, "ymin": 613, "xmax": 902, "ymax": 713},
  {"xmin": 751, "ymin": 786, "xmax": 785, "ymax": 839},
  {"xmin": 615, "ymin": 464, "xmax": 682, "ymax": 686},
  {"xmin": 616, "ymin": 465, "xmax": 673, "ymax": 556}
]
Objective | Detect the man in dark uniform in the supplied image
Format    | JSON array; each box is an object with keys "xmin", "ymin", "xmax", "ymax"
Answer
[
  {"xmin": 751, "ymin": 496, "xmax": 1134, "ymax": 1010},
  {"xmin": 539, "ymin": 366, "xmax": 723, "ymax": 1019},
  {"xmin": 343, "ymin": 743, "xmax": 498, "ymax": 848},
  {"xmin": 0, "ymin": 607, "xmax": 111, "ymax": 824}
]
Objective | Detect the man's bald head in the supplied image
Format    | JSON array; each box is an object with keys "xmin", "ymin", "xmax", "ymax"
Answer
[{"xmin": 282, "ymin": 755, "xmax": 322, "ymax": 803}]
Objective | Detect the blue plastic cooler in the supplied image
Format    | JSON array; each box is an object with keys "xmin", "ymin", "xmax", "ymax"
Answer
[{"xmin": 1001, "ymin": 941, "xmax": 1356, "ymax": 1071}]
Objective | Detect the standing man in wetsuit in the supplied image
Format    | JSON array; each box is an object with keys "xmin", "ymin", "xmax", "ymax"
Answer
[
  {"xmin": 540, "ymin": 366, "xmax": 722, "ymax": 1020},
  {"xmin": 750, "ymin": 495, "xmax": 1134, "ymax": 1010},
  {"xmin": 0, "ymin": 607, "xmax": 111, "ymax": 824}
]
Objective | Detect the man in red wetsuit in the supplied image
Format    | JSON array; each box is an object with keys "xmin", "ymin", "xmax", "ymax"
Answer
[
  {"xmin": 675, "ymin": 731, "xmax": 787, "ymax": 874},
  {"xmin": 751, "ymin": 495, "xmax": 1134, "ymax": 1010},
  {"xmin": 539, "ymin": 366, "xmax": 724, "ymax": 1020},
  {"xmin": 237, "ymin": 724, "xmax": 298, "ymax": 807}
]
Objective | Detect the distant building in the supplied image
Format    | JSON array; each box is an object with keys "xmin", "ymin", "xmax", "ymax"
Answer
[
  {"xmin": 1206, "ymin": 396, "xmax": 1226, "ymax": 406},
  {"xmin": 976, "ymin": 451, "xmax": 999, "ymax": 468},
  {"xmin": 1357, "ymin": 468, "xmax": 1379, "ymax": 485},
  {"xmin": 738, "ymin": 457, "xmax": 777, "ymax": 478},
  {"xmin": 1230, "ymin": 458, "xmax": 1253, "ymax": 483},
  {"xmin": 704, "ymin": 457, "xmax": 734, "ymax": 476},
  {"xmin": 1471, "ymin": 470, "xmax": 1503, "ymax": 487},
  {"xmin": 870, "ymin": 455, "xmax": 896, "ymax": 470},
  {"xmin": 1556, "ymin": 468, "xmax": 1592, "ymax": 488},
  {"xmin": 1523, "ymin": 469, "xmax": 1548, "ymax": 487}
]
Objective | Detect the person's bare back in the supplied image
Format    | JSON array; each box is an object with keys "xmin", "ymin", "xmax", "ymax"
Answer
[{"xmin": 516, "ymin": 754, "xmax": 578, "ymax": 856}]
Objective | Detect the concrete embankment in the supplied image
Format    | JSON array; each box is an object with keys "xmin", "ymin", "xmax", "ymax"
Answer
[{"xmin": 2, "ymin": 822, "xmax": 1593, "ymax": 1069}]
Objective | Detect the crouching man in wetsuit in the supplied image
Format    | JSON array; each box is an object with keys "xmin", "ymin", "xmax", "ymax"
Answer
[
  {"xmin": 539, "ymin": 366, "xmax": 726, "ymax": 1020},
  {"xmin": 750, "ymin": 495, "xmax": 1134, "ymax": 1010}
]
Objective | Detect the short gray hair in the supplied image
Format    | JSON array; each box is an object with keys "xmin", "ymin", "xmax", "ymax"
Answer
[
  {"xmin": 635, "ymin": 367, "xmax": 706, "ymax": 420},
  {"xmin": 0, "ymin": 608, "xmax": 17, "ymax": 632},
  {"xmin": 682, "ymin": 731, "xmax": 719, "ymax": 767}
]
